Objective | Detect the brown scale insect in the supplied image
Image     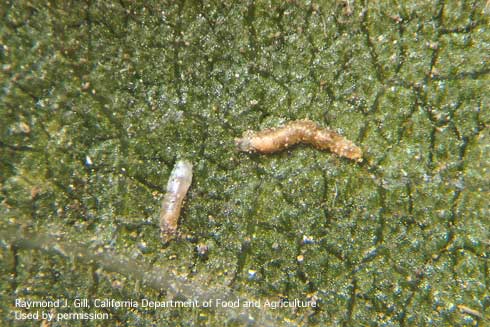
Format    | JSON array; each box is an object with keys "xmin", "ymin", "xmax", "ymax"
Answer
[
  {"xmin": 160, "ymin": 160, "xmax": 193, "ymax": 243},
  {"xmin": 235, "ymin": 119, "xmax": 363, "ymax": 162}
]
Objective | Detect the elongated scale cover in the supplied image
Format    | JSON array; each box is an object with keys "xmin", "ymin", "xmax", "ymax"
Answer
[{"xmin": 160, "ymin": 160, "xmax": 193, "ymax": 243}]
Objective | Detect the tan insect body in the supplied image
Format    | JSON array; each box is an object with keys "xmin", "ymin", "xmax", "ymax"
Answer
[{"xmin": 235, "ymin": 119, "xmax": 363, "ymax": 162}]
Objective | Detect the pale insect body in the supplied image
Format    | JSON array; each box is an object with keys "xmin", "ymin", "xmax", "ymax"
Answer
[
  {"xmin": 235, "ymin": 119, "xmax": 363, "ymax": 162},
  {"xmin": 160, "ymin": 160, "xmax": 193, "ymax": 243}
]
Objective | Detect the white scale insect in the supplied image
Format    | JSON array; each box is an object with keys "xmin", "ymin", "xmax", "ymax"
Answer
[{"xmin": 160, "ymin": 160, "xmax": 193, "ymax": 243}]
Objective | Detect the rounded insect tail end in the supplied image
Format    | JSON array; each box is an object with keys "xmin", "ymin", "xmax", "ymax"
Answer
[
  {"xmin": 235, "ymin": 136, "xmax": 253, "ymax": 152},
  {"xmin": 161, "ymin": 228, "xmax": 177, "ymax": 244}
]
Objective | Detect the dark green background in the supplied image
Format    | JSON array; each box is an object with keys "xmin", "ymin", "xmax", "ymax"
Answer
[{"xmin": 1, "ymin": 1, "xmax": 489, "ymax": 326}]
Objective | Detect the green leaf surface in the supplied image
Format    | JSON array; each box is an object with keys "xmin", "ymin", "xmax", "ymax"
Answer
[{"xmin": 1, "ymin": 1, "xmax": 489, "ymax": 326}]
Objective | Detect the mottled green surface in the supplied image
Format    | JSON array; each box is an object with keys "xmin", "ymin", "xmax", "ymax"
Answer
[{"xmin": 1, "ymin": 1, "xmax": 490, "ymax": 326}]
